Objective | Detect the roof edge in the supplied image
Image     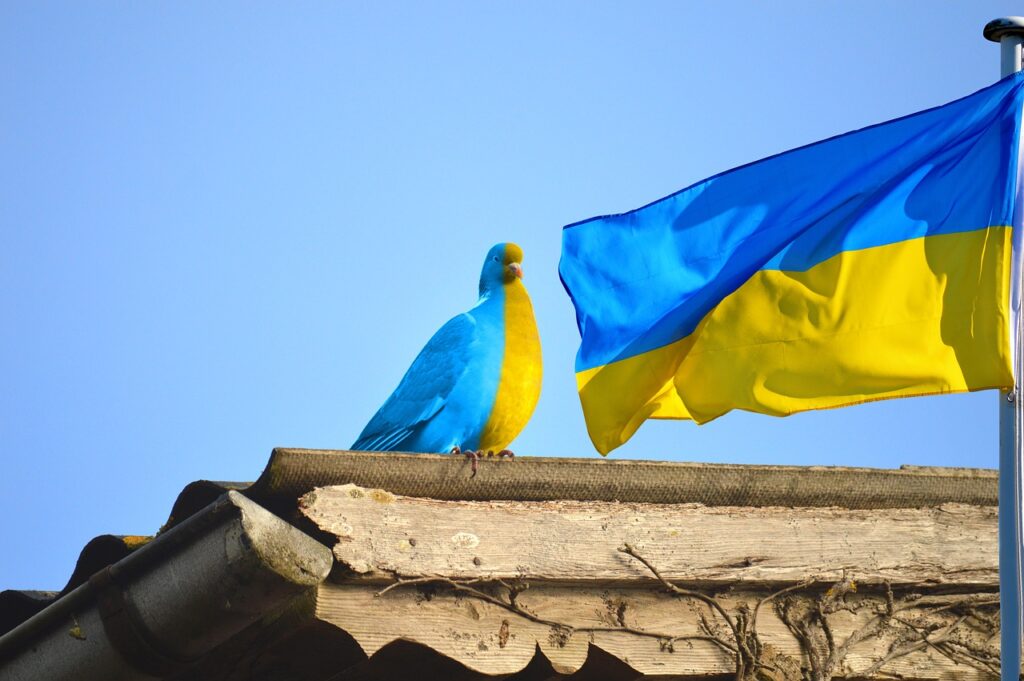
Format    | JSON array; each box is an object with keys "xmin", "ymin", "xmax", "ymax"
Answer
[
  {"xmin": 0, "ymin": 492, "xmax": 331, "ymax": 681},
  {"xmin": 247, "ymin": 448, "xmax": 998, "ymax": 509}
]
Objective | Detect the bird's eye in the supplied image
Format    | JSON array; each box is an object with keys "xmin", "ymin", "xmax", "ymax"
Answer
[{"xmin": 492, "ymin": 256, "xmax": 500, "ymax": 262}]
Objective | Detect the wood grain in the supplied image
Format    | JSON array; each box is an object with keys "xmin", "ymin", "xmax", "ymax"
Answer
[
  {"xmin": 315, "ymin": 582, "xmax": 997, "ymax": 679},
  {"xmin": 300, "ymin": 483, "xmax": 997, "ymax": 587}
]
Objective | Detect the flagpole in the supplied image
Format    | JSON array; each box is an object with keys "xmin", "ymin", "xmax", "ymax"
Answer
[{"xmin": 986, "ymin": 16, "xmax": 1024, "ymax": 681}]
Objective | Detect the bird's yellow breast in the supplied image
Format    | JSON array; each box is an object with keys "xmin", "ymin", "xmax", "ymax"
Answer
[{"xmin": 478, "ymin": 280, "xmax": 542, "ymax": 452}]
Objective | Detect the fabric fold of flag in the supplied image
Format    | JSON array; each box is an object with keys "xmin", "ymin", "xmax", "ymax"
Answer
[{"xmin": 560, "ymin": 74, "xmax": 1024, "ymax": 455}]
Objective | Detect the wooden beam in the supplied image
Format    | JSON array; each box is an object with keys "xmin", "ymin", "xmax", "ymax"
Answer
[
  {"xmin": 315, "ymin": 582, "xmax": 999, "ymax": 679},
  {"xmin": 300, "ymin": 484, "xmax": 998, "ymax": 587},
  {"xmin": 257, "ymin": 448, "xmax": 998, "ymax": 508},
  {"xmin": 304, "ymin": 483, "xmax": 1001, "ymax": 679}
]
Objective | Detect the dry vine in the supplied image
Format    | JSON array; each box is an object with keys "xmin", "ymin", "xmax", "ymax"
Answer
[
  {"xmin": 375, "ymin": 544, "xmax": 1001, "ymax": 681},
  {"xmin": 773, "ymin": 581, "xmax": 1000, "ymax": 681},
  {"xmin": 375, "ymin": 574, "xmax": 736, "ymax": 655}
]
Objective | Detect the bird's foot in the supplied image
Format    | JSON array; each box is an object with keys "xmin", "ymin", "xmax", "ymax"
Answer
[
  {"xmin": 450, "ymin": 447, "xmax": 515, "ymax": 476},
  {"xmin": 451, "ymin": 446, "xmax": 482, "ymax": 477}
]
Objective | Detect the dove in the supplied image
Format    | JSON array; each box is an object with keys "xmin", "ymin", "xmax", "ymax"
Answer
[{"xmin": 352, "ymin": 242, "xmax": 542, "ymax": 471}]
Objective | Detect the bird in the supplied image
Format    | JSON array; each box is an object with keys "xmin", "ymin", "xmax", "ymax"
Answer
[{"xmin": 352, "ymin": 242, "xmax": 542, "ymax": 473}]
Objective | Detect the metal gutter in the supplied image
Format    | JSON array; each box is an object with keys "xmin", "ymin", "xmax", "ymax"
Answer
[{"xmin": 0, "ymin": 491, "xmax": 331, "ymax": 681}]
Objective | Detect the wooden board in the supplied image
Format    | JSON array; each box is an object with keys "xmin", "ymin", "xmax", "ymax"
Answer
[
  {"xmin": 300, "ymin": 484, "xmax": 998, "ymax": 587},
  {"xmin": 316, "ymin": 582, "xmax": 998, "ymax": 679}
]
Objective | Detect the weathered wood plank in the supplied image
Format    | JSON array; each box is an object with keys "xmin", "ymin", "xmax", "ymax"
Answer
[
  {"xmin": 315, "ymin": 582, "xmax": 998, "ymax": 679},
  {"xmin": 260, "ymin": 448, "xmax": 999, "ymax": 508},
  {"xmin": 300, "ymin": 484, "xmax": 998, "ymax": 586}
]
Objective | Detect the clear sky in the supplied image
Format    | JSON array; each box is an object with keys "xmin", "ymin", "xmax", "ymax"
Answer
[{"xmin": 1, "ymin": 2, "xmax": 1020, "ymax": 589}]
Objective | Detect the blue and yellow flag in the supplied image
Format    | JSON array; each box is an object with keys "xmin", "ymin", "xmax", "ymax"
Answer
[{"xmin": 560, "ymin": 74, "xmax": 1024, "ymax": 455}]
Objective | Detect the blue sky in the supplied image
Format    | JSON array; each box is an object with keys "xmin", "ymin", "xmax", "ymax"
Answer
[{"xmin": 1, "ymin": 2, "xmax": 1019, "ymax": 589}]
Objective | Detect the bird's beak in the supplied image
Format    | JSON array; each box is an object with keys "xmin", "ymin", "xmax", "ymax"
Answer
[{"xmin": 509, "ymin": 262, "xmax": 523, "ymax": 279}]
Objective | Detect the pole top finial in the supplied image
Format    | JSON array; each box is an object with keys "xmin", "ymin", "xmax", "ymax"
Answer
[{"xmin": 985, "ymin": 17, "xmax": 1024, "ymax": 42}]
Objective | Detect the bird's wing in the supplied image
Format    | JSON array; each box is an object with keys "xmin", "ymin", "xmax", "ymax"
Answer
[{"xmin": 352, "ymin": 312, "xmax": 478, "ymax": 451}]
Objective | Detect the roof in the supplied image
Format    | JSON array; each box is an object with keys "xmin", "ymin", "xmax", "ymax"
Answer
[
  {"xmin": 0, "ymin": 449, "xmax": 1001, "ymax": 680},
  {"xmin": 1, "ymin": 448, "xmax": 999, "ymax": 637}
]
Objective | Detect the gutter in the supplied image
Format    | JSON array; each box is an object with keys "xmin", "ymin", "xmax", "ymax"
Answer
[{"xmin": 0, "ymin": 491, "xmax": 332, "ymax": 681}]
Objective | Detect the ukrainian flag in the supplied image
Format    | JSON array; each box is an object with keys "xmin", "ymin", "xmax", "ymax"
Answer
[{"xmin": 560, "ymin": 74, "xmax": 1024, "ymax": 455}]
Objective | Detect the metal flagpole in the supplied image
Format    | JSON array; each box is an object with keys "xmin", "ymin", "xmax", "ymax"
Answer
[{"xmin": 986, "ymin": 16, "xmax": 1024, "ymax": 681}]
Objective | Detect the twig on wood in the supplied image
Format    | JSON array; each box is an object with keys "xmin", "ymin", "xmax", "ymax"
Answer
[
  {"xmin": 890, "ymin": 614, "xmax": 999, "ymax": 677},
  {"xmin": 816, "ymin": 593, "xmax": 1000, "ymax": 681},
  {"xmin": 934, "ymin": 641, "xmax": 1000, "ymax": 676},
  {"xmin": 376, "ymin": 551, "xmax": 1001, "ymax": 681},
  {"xmin": 859, "ymin": 615, "xmax": 966, "ymax": 677},
  {"xmin": 618, "ymin": 543, "xmax": 740, "ymax": 641},
  {"xmin": 375, "ymin": 574, "xmax": 488, "ymax": 597},
  {"xmin": 754, "ymin": 580, "xmax": 815, "ymax": 625},
  {"xmin": 375, "ymin": 574, "xmax": 738, "ymax": 655},
  {"xmin": 618, "ymin": 543, "xmax": 785, "ymax": 680}
]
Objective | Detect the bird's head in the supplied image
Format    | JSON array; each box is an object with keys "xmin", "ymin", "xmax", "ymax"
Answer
[{"xmin": 479, "ymin": 242, "xmax": 524, "ymax": 295}]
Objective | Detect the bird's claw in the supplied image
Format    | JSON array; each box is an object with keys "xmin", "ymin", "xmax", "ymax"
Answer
[
  {"xmin": 450, "ymin": 446, "xmax": 515, "ymax": 476},
  {"xmin": 451, "ymin": 446, "xmax": 482, "ymax": 476}
]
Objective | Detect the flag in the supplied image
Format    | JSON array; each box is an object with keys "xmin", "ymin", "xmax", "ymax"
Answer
[{"xmin": 560, "ymin": 73, "xmax": 1024, "ymax": 456}]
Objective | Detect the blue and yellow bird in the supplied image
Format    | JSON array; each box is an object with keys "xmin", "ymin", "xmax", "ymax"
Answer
[{"xmin": 352, "ymin": 243, "xmax": 542, "ymax": 466}]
